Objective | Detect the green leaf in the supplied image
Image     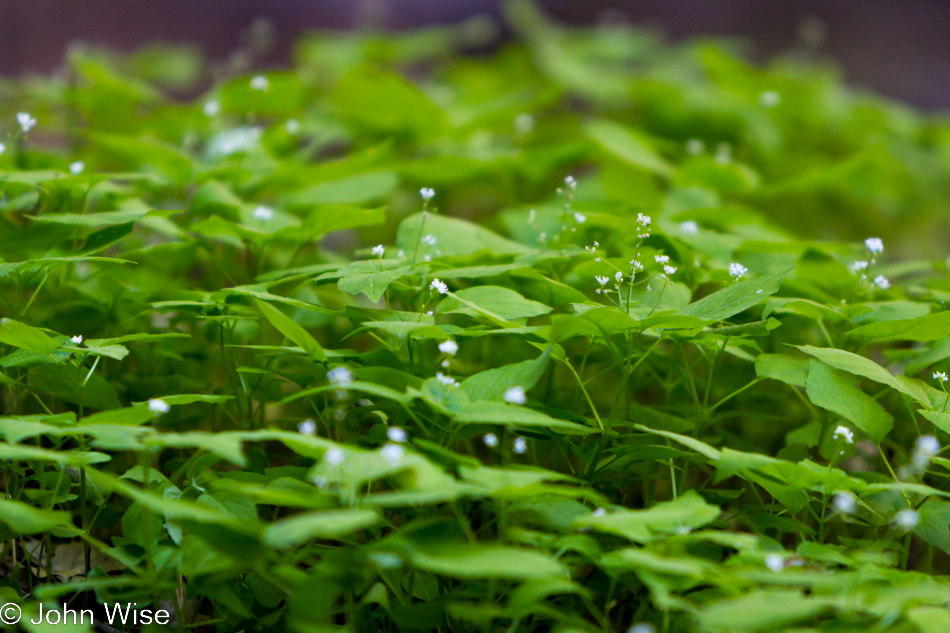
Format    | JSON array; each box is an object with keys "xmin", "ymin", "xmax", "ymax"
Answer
[
  {"xmin": 332, "ymin": 66, "xmax": 448, "ymax": 137},
  {"xmin": 0, "ymin": 318, "xmax": 59, "ymax": 354},
  {"xmin": 805, "ymin": 360, "xmax": 893, "ymax": 443},
  {"xmin": 846, "ymin": 312, "xmax": 950, "ymax": 342},
  {"xmin": 0, "ymin": 499, "xmax": 72, "ymax": 535},
  {"xmin": 282, "ymin": 172, "xmax": 398, "ymax": 207},
  {"xmin": 338, "ymin": 265, "xmax": 412, "ymax": 303},
  {"xmin": 454, "ymin": 401, "xmax": 595, "ymax": 435},
  {"xmin": 396, "ymin": 213, "xmax": 531, "ymax": 258},
  {"xmin": 755, "ymin": 354, "xmax": 809, "ymax": 387},
  {"xmin": 30, "ymin": 209, "xmax": 149, "ymax": 227},
  {"xmin": 462, "ymin": 348, "xmax": 551, "ymax": 401},
  {"xmin": 679, "ymin": 268, "xmax": 793, "ymax": 322},
  {"xmin": 28, "ymin": 364, "xmax": 122, "ymax": 410},
  {"xmin": 797, "ymin": 344, "xmax": 930, "ymax": 405},
  {"xmin": 585, "ymin": 119, "xmax": 673, "ymax": 176},
  {"xmin": 572, "ymin": 491, "xmax": 720, "ymax": 542},
  {"xmin": 276, "ymin": 205, "xmax": 386, "ymax": 241},
  {"xmin": 439, "ymin": 286, "xmax": 551, "ymax": 321},
  {"xmin": 407, "ymin": 545, "xmax": 566, "ymax": 580},
  {"xmin": 263, "ymin": 509, "xmax": 381, "ymax": 549},
  {"xmin": 254, "ymin": 299, "xmax": 326, "ymax": 361},
  {"xmin": 913, "ymin": 498, "xmax": 950, "ymax": 555}
]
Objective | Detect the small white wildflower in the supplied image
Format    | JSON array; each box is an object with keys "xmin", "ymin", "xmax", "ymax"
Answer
[
  {"xmin": 873, "ymin": 275, "xmax": 890, "ymax": 290},
  {"xmin": 513, "ymin": 436, "xmax": 528, "ymax": 454},
  {"xmin": 69, "ymin": 161, "xmax": 85, "ymax": 175},
  {"xmin": 894, "ymin": 508, "xmax": 919, "ymax": 531},
  {"xmin": 372, "ymin": 244, "xmax": 385, "ymax": 257},
  {"xmin": 655, "ymin": 255, "xmax": 669, "ymax": 264},
  {"xmin": 636, "ymin": 213, "xmax": 651, "ymax": 226},
  {"xmin": 148, "ymin": 398, "xmax": 170, "ymax": 414},
  {"xmin": 430, "ymin": 278, "xmax": 448, "ymax": 295},
  {"xmin": 564, "ymin": 175, "xmax": 577, "ymax": 191},
  {"xmin": 685, "ymin": 139, "xmax": 704, "ymax": 155},
  {"xmin": 865, "ymin": 237, "xmax": 884, "ymax": 254},
  {"xmin": 729, "ymin": 263, "xmax": 748, "ymax": 279},
  {"xmin": 333, "ymin": 407, "xmax": 346, "ymax": 420},
  {"xmin": 436, "ymin": 372, "xmax": 459, "ymax": 387},
  {"xmin": 679, "ymin": 220, "xmax": 699, "ymax": 235},
  {"xmin": 933, "ymin": 371, "xmax": 948, "ymax": 382},
  {"xmin": 833, "ymin": 491, "xmax": 856, "ymax": 514},
  {"xmin": 253, "ymin": 206, "xmax": 274, "ymax": 221},
  {"xmin": 387, "ymin": 427, "xmax": 408, "ymax": 443},
  {"xmin": 70, "ymin": 335, "xmax": 83, "ymax": 345},
  {"xmin": 514, "ymin": 112, "xmax": 535, "ymax": 134},
  {"xmin": 615, "ymin": 271, "xmax": 624, "ymax": 283},
  {"xmin": 504, "ymin": 386, "xmax": 527, "ymax": 405},
  {"xmin": 424, "ymin": 254, "xmax": 432, "ymax": 262},
  {"xmin": 765, "ymin": 553, "xmax": 784, "ymax": 573},
  {"xmin": 627, "ymin": 624, "xmax": 656, "ymax": 633},
  {"xmin": 538, "ymin": 232, "xmax": 547, "ymax": 243},
  {"xmin": 0, "ymin": 143, "xmax": 6, "ymax": 154},
  {"xmin": 285, "ymin": 118, "xmax": 300, "ymax": 134},
  {"xmin": 527, "ymin": 209, "xmax": 536, "ymax": 224},
  {"xmin": 833, "ymin": 425, "xmax": 855, "ymax": 444},
  {"xmin": 438, "ymin": 340, "xmax": 458, "ymax": 356},
  {"xmin": 17, "ymin": 112, "xmax": 37, "ymax": 133},
  {"xmin": 203, "ymin": 100, "xmax": 221, "ymax": 117},
  {"xmin": 759, "ymin": 91, "xmax": 781, "ymax": 107},
  {"xmin": 423, "ymin": 234, "xmax": 437, "ymax": 246},
  {"xmin": 756, "ymin": 289, "xmax": 763, "ymax": 294},
  {"xmin": 324, "ymin": 447, "xmax": 346, "ymax": 466},
  {"xmin": 573, "ymin": 212, "xmax": 586, "ymax": 223},
  {"xmin": 298, "ymin": 419, "xmax": 317, "ymax": 435},
  {"xmin": 663, "ymin": 265, "xmax": 677, "ymax": 276},
  {"xmin": 483, "ymin": 433, "xmax": 498, "ymax": 447},
  {"xmin": 595, "ymin": 275, "xmax": 609, "ymax": 286},
  {"xmin": 427, "ymin": 310, "xmax": 434, "ymax": 316},
  {"xmin": 715, "ymin": 143, "xmax": 732, "ymax": 164},
  {"xmin": 381, "ymin": 443, "xmax": 405, "ymax": 466},
  {"xmin": 420, "ymin": 187, "xmax": 435, "ymax": 201},
  {"xmin": 250, "ymin": 75, "xmax": 270, "ymax": 91},
  {"xmin": 592, "ymin": 507, "xmax": 607, "ymax": 517},
  {"xmin": 328, "ymin": 366, "xmax": 354, "ymax": 386},
  {"xmin": 676, "ymin": 525, "xmax": 692, "ymax": 535},
  {"xmin": 852, "ymin": 261, "xmax": 868, "ymax": 273},
  {"xmin": 631, "ymin": 260, "xmax": 643, "ymax": 271},
  {"xmin": 917, "ymin": 435, "xmax": 940, "ymax": 457}
]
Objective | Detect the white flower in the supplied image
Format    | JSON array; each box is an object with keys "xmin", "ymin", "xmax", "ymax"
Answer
[
  {"xmin": 933, "ymin": 371, "xmax": 948, "ymax": 382},
  {"xmin": 916, "ymin": 435, "xmax": 940, "ymax": 457},
  {"xmin": 654, "ymin": 255, "xmax": 669, "ymax": 264},
  {"xmin": 592, "ymin": 507, "xmax": 607, "ymax": 517},
  {"xmin": 387, "ymin": 427, "xmax": 408, "ymax": 443},
  {"xmin": 253, "ymin": 206, "xmax": 274, "ymax": 221},
  {"xmin": 564, "ymin": 175, "xmax": 577, "ymax": 190},
  {"xmin": 381, "ymin": 443, "xmax": 405, "ymax": 466},
  {"xmin": 423, "ymin": 234, "xmax": 437, "ymax": 246},
  {"xmin": 483, "ymin": 433, "xmax": 498, "ymax": 447},
  {"xmin": 758, "ymin": 91, "xmax": 781, "ymax": 107},
  {"xmin": 420, "ymin": 187, "xmax": 435, "ymax": 201},
  {"xmin": 372, "ymin": 244, "xmax": 385, "ymax": 257},
  {"xmin": 436, "ymin": 372, "xmax": 459, "ymax": 387},
  {"xmin": 663, "ymin": 265, "xmax": 677, "ymax": 276},
  {"xmin": 894, "ymin": 508, "xmax": 919, "ymax": 531},
  {"xmin": 833, "ymin": 425, "xmax": 854, "ymax": 444},
  {"xmin": 676, "ymin": 525, "xmax": 692, "ymax": 535},
  {"xmin": 765, "ymin": 553, "xmax": 784, "ymax": 573},
  {"xmin": 573, "ymin": 212, "xmax": 586, "ymax": 223},
  {"xmin": 70, "ymin": 335, "xmax": 83, "ymax": 345},
  {"xmin": 527, "ymin": 209, "xmax": 536, "ymax": 224},
  {"xmin": 285, "ymin": 118, "xmax": 300, "ymax": 134},
  {"xmin": 637, "ymin": 213, "xmax": 651, "ymax": 226},
  {"xmin": 250, "ymin": 75, "xmax": 270, "ymax": 91},
  {"xmin": 438, "ymin": 340, "xmax": 458, "ymax": 356},
  {"xmin": 0, "ymin": 143, "xmax": 6, "ymax": 154},
  {"xmin": 627, "ymin": 624, "xmax": 656, "ymax": 633},
  {"xmin": 513, "ymin": 437, "xmax": 528, "ymax": 454},
  {"xmin": 148, "ymin": 398, "xmax": 170, "ymax": 414},
  {"xmin": 17, "ymin": 112, "xmax": 36, "ymax": 133},
  {"xmin": 615, "ymin": 271, "xmax": 624, "ymax": 283},
  {"xmin": 430, "ymin": 278, "xmax": 448, "ymax": 295},
  {"xmin": 504, "ymin": 386, "xmax": 527, "ymax": 405},
  {"xmin": 680, "ymin": 220, "xmax": 699, "ymax": 235},
  {"xmin": 203, "ymin": 100, "xmax": 221, "ymax": 117},
  {"xmin": 69, "ymin": 161, "xmax": 85, "ymax": 175},
  {"xmin": 685, "ymin": 139, "xmax": 704, "ymax": 155},
  {"xmin": 852, "ymin": 261, "xmax": 868, "ymax": 272},
  {"xmin": 715, "ymin": 143, "xmax": 731, "ymax": 164},
  {"xmin": 833, "ymin": 491, "xmax": 856, "ymax": 514},
  {"xmin": 864, "ymin": 237, "xmax": 884, "ymax": 254},
  {"xmin": 298, "ymin": 419, "xmax": 317, "ymax": 435},
  {"xmin": 514, "ymin": 113, "xmax": 535, "ymax": 134},
  {"xmin": 873, "ymin": 275, "xmax": 890, "ymax": 290},
  {"xmin": 729, "ymin": 263, "xmax": 748, "ymax": 279},
  {"xmin": 324, "ymin": 447, "xmax": 346, "ymax": 466},
  {"xmin": 595, "ymin": 275, "xmax": 609, "ymax": 286},
  {"xmin": 328, "ymin": 366, "xmax": 354, "ymax": 386}
]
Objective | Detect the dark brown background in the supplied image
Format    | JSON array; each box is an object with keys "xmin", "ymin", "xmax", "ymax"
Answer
[{"xmin": 2, "ymin": 0, "xmax": 948, "ymax": 110}]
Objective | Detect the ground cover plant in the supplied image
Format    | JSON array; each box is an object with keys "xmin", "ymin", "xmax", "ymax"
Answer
[{"xmin": 4, "ymin": 3, "xmax": 950, "ymax": 632}]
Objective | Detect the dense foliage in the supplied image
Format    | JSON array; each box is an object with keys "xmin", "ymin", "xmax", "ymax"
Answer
[{"xmin": 4, "ymin": 3, "xmax": 950, "ymax": 632}]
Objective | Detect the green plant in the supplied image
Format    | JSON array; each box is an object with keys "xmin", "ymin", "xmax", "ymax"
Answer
[{"xmin": 3, "ymin": 3, "xmax": 950, "ymax": 632}]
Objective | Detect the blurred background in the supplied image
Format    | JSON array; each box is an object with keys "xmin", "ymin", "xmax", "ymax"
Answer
[{"xmin": 2, "ymin": 0, "xmax": 949, "ymax": 111}]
